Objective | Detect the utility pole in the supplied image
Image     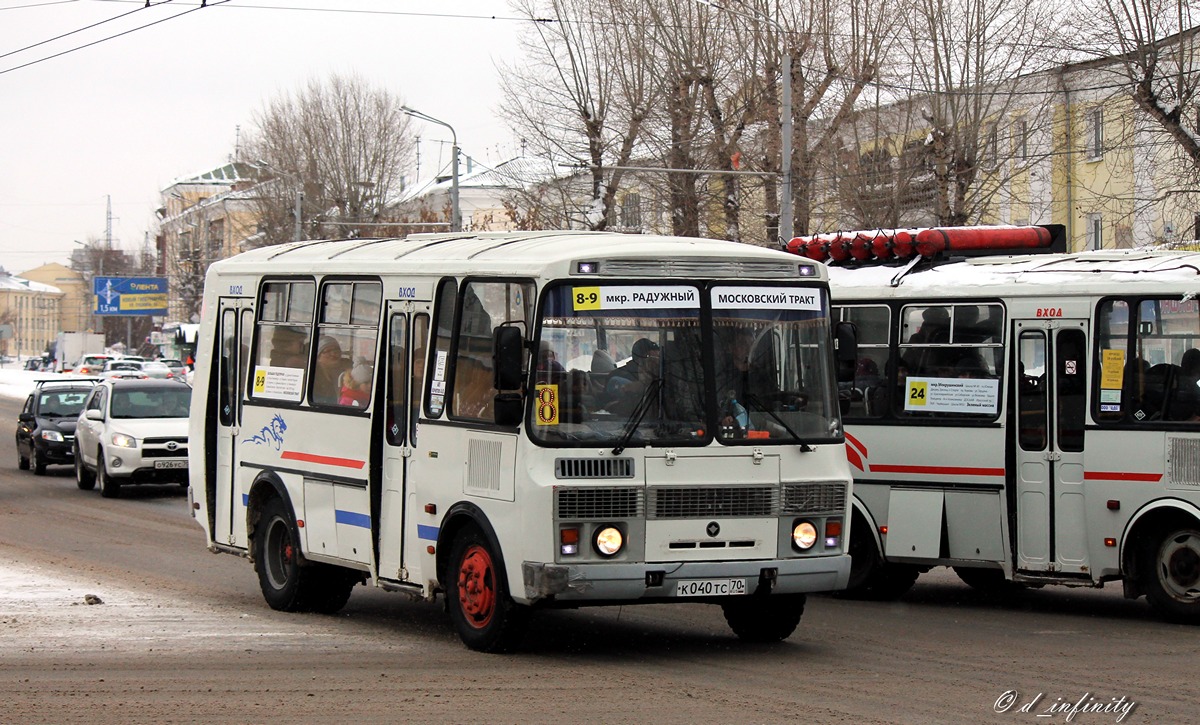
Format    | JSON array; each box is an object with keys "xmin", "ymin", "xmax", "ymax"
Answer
[{"xmin": 401, "ymin": 106, "xmax": 461, "ymax": 232}]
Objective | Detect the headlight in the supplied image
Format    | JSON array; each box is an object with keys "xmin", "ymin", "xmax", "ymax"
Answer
[
  {"xmin": 593, "ymin": 525, "xmax": 624, "ymax": 557},
  {"xmin": 110, "ymin": 432, "xmax": 137, "ymax": 448},
  {"xmin": 40, "ymin": 430, "xmax": 64, "ymax": 442},
  {"xmin": 792, "ymin": 520, "xmax": 818, "ymax": 550}
]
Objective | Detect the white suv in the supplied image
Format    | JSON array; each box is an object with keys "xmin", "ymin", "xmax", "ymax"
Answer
[{"xmin": 74, "ymin": 379, "xmax": 192, "ymax": 498}]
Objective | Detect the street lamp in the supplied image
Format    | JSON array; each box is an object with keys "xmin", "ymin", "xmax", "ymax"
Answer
[
  {"xmin": 251, "ymin": 160, "xmax": 304, "ymax": 242},
  {"xmin": 401, "ymin": 105, "xmax": 461, "ymax": 232}
]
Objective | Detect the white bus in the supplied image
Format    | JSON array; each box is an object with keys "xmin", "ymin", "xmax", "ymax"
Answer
[
  {"xmin": 789, "ymin": 224, "xmax": 1200, "ymax": 623},
  {"xmin": 189, "ymin": 231, "xmax": 857, "ymax": 651}
]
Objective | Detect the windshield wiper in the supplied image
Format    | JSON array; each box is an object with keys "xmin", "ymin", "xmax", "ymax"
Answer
[
  {"xmin": 612, "ymin": 377, "xmax": 664, "ymax": 456},
  {"xmin": 743, "ymin": 393, "xmax": 813, "ymax": 452}
]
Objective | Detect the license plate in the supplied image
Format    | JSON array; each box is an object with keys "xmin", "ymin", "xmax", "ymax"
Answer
[
  {"xmin": 675, "ymin": 578, "xmax": 748, "ymax": 597},
  {"xmin": 154, "ymin": 460, "xmax": 187, "ymax": 470}
]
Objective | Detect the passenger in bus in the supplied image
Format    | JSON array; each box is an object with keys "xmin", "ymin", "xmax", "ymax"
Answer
[
  {"xmin": 454, "ymin": 356, "xmax": 495, "ymax": 419},
  {"xmin": 270, "ymin": 326, "xmax": 308, "ymax": 369},
  {"xmin": 338, "ymin": 360, "xmax": 373, "ymax": 407},
  {"xmin": 1168, "ymin": 349, "xmax": 1200, "ymax": 421},
  {"xmin": 312, "ymin": 336, "xmax": 348, "ymax": 405},
  {"xmin": 559, "ymin": 369, "xmax": 590, "ymax": 424},
  {"xmin": 718, "ymin": 329, "xmax": 771, "ymax": 403},
  {"xmin": 604, "ymin": 338, "xmax": 660, "ymax": 413},
  {"xmin": 536, "ymin": 341, "xmax": 566, "ymax": 378}
]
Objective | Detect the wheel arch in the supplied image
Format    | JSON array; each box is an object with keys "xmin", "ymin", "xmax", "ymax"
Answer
[
  {"xmin": 1120, "ymin": 498, "xmax": 1200, "ymax": 599},
  {"xmin": 850, "ymin": 494, "xmax": 884, "ymax": 559},
  {"xmin": 246, "ymin": 470, "xmax": 298, "ymax": 557},
  {"xmin": 436, "ymin": 502, "xmax": 507, "ymax": 592}
]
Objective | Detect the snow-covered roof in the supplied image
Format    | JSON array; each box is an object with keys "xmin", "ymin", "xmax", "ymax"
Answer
[
  {"xmin": 0, "ymin": 274, "xmax": 61, "ymax": 295},
  {"xmin": 164, "ymin": 161, "xmax": 258, "ymax": 191},
  {"xmin": 397, "ymin": 156, "xmax": 563, "ymax": 204}
]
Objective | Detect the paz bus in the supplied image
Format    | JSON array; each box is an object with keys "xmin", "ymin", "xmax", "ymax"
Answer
[
  {"xmin": 787, "ymin": 223, "xmax": 1200, "ymax": 623},
  {"xmin": 188, "ymin": 230, "xmax": 856, "ymax": 651}
]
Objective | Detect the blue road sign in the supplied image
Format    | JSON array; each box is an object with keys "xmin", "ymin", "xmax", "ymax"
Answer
[{"xmin": 93, "ymin": 276, "xmax": 169, "ymax": 316}]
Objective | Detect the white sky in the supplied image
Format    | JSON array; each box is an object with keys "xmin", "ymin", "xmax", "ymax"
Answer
[{"xmin": 0, "ymin": 0, "xmax": 526, "ymax": 274}]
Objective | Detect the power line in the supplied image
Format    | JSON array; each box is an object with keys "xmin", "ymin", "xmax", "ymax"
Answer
[
  {"xmin": 0, "ymin": 0, "xmax": 82, "ymax": 11},
  {"xmin": 0, "ymin": 0, "xmax": 172, "ymax": 62},
  {"xmin": 0, "ymin": 0, "xmax": 229, "ymax": 77}
]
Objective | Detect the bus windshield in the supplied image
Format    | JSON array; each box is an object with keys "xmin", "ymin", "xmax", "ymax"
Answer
[{"xmin": 530, "ymin": 282, "xmax": 839, "ymax": 447}]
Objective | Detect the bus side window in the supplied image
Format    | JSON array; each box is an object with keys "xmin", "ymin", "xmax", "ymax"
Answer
[{"xmin": 450, "ymin": 279, "xmax": 535, "ymax": 422}]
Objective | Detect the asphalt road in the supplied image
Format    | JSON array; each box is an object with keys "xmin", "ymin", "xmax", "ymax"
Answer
[{"xmin": 0, "ymin": 394, "xmax": 1193, "ymax": 724}]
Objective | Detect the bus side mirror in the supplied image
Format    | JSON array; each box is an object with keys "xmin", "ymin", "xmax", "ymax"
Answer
[
  {"xmin": 493, "ymin": 325, "xmax": 524, "ymax": 391},
  {"xmin": 493, "ymin": 392, "xmax": 523, "ymax": 427},
  {"xmin": 834, "ymin": 321, "xmax": 858, "ymax": 384}
]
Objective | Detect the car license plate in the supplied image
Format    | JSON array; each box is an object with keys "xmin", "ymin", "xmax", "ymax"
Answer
[
  {"xmin": 675, "ymin": 578, "xmax": 747, "ymax": 597},
  {"xmin": 154, "ymin": 460, "xmax": 187, "ymax": 470}
]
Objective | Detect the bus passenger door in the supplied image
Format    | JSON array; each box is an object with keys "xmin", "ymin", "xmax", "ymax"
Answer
[
  {"xmin": 214, "ymin": 300, "xmax": 254, "ymax": 548},
  {"xmin": 1013, "ymin": 320, "xmax": 1089, "ymax": 575},
  {"xmin": 377, "ymin": 307, "xmax": 427, "ymax": 582}
]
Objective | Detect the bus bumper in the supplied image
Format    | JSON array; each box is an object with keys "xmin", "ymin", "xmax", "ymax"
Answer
[{"xmin": 521, "ymin": 554, "xmax": 851, "ymax": 603}]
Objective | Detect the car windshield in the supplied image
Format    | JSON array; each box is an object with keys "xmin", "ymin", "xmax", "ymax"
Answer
[
  {"xmin": 109, "ymin": 387, "xmax": 192, "ymax": 419},
  {"xmin": 37, "ymin": 391, "xmax": 89, "ymax": 417},
  {"xmin": 529, "ymin": 282, "xmax": 839, "ymax": 447}
]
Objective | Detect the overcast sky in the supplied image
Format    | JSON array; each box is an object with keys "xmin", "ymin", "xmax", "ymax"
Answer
[{"xmin": 0, "ymin": 0, "xmax": 524, "ymax": 274}]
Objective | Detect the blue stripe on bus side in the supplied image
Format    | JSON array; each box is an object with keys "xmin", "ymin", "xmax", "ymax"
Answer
[
  {"xmin": 335, "ymin": 510, "xmax": 372, "ymax": 529},
  {"xmin": 417, "ymin": 524, "xmax": 439, "ymax": 542}
]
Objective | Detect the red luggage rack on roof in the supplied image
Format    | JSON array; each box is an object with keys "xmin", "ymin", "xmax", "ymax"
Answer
[{"xmin": 785, "ymin": 224, "xmax": 1066, "ymax": 264}]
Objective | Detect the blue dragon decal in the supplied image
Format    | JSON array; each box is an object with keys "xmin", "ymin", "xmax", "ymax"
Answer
[{"xmin": 242, "ymin": 413, "xmax": 288, "ymax": 450}]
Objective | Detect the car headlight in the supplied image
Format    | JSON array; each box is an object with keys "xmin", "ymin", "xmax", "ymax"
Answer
[
  {"xmin": 792, "ymin": 520, "xmax": 818, "ymax": 550},
  {"xmin": 40, "ymin": 430, "xmax": 64, "ymax": 442},
  {"xmin": 110, "ymin": 432, "xmax": 137, "ymax": 448},
  {"xmin": 593, "ymin": 525, "xmax": 624, "ymax": 557}
]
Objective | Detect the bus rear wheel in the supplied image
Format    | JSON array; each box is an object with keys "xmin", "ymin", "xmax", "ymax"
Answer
[
  {"xmin": 446, "ymin": 526, "xmax": 528, "ymax": 653},
  {"xmin": 953, "ymin": 566, "xmax": 1023, "ymax": 594},
  {"xmin": 721, "ymin": 593, "xmax": 806, "ymax": 642},
  {"xmin": 1140, "ymin": 525, "xmax": 1200, "ymax": 624},
  {"xmin": 254, "ymin": 497, "xmax": 355, "ymax": 614}
]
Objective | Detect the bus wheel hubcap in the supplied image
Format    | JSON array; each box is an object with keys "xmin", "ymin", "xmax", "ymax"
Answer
[
  {"xmin": 458, "ymin": 545, "xmax": 495, "ymax": 628},
  {"xmin": 1159, "ymin": 531, "xmax": 1200, "ymax": 602}
]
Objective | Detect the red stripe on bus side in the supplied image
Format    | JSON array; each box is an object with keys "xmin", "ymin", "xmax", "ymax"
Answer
[
  {"xmin": 280, "ymin": 451, "xmax": 366, "ymax": 469},
  {"xmin": 1083, "ymin": 471, "xmax": 1162, "ymax": 482},
  {"xmin": 869, "ymin": 464, "xmax": 1005, "ymax": 477}
]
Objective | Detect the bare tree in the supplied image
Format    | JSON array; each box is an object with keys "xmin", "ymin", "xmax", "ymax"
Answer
[
  {"xmin": 244, "ymin": 74, "xmax": 417, "ymax": 245},
  {"xmin": 900, "ymin": 0, "xmax": 1063, "ymax": 226},
  {"xmin": 500, "ymin": 0, "xmax": 657, "ymax": 230}
]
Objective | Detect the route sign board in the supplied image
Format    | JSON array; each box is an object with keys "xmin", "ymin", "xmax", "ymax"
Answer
[{"xmin": 93, "ymin": 276, "xmax": 169, "ymax": 317}]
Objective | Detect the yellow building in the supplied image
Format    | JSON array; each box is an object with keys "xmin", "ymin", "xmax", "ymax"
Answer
[
  {"xmin": 20, "ymin": 262, "xmax": 90, "ymax": 335},
  {"xmin": 0, "ymin": 272, "xmax": 63, "ymax": 359}
]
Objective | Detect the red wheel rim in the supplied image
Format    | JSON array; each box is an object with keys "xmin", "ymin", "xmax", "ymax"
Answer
[{"xmin": 457, "ymin": 544, "xmax": 496, "ymax": 629}]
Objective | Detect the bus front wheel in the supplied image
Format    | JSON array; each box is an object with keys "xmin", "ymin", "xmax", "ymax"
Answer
[
  {"xmin": 721, "ymin": 593, "xmax": 805, "ymax": 642},
  {"xmin": 1140, "ymin": 525, "xmax": 1200, "ymax": 624},
  {"xmin": 836, "ymin": 518, "xmax": 919, "ymax": 600},
  {"xmin": 254, "ymin": 497, "xmax": 356, "ymax": 614},
  {"xmin": 446, "ymin": 526, "xmax": 529, "ymax": 653}
]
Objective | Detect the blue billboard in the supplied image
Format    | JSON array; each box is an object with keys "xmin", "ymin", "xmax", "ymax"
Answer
[{"xmin": 93, "ymin": 276, "xmax": 169, "ymax": 317}]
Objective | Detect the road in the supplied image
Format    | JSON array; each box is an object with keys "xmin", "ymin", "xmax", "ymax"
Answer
[{"xmin": 0, "ymin": 395, "xmax": 1192, "ymax": 724}]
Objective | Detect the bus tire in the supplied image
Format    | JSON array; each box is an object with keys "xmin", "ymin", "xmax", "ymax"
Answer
[
  {"xmin": 721, "ymin": 593, "xmax": 805, "ymax": 642},
  {"xmin": 74, "ymin": 444, "xmax": 95, "ymax": 490},
  {"xmin": 97, "ymin": 455, "xmax": 121, "ymax": 499},
  {"xmin": 255, "ymin": 496, "xmax": 336, "ymax": 613},
  {"xmin": 953, "ymin": 566, "xmax": 1022, "ymax": 594},
  {"xmin": 836, "ymin": 517, "xmax": 919, "ymax": 600},
  {"xmin": 446, "ymin": 525, "xmax": 529, "ymax": 653},
  {"xmin": 1140, "ymin": 525, "xmax": 1200, "ymax": 624},
  {"xmin": 303, "ymin": 567, "xmax": 359, "ymax": 615}
]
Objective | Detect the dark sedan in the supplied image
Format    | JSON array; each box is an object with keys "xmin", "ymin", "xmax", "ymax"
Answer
[{"xmin": 16, "ymin": 382, "xmax": 95, "ymax": 475}]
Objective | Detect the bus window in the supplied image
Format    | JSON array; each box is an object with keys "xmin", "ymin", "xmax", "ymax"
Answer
[
  {"xmin": 251, "ymin": 280, "xmax": 314, "ymax": 403},
  {"xmin": 1057, "ymin": 328, "xmax": 1086, "ymax": 452},
  {"xmin": 898, "ymin": 303, "xmax": 1004, "ymax": 419},
  {"xmin": 426, "ymin": 280, "xmax": 456, "ymax": 418},
  {"xmin": 314, "ymin": 281, "xmax": 382, "ymax": 409},
  {"xmin": 452, "ymin": 280, "xmax": 535, "ymax": 421},
  {"xmin": 1121, "ymin": 297, "xmax": 1200, "ymax": 423},
  {"xmin": 1018, "ymin": 331, "xmax": 1048, "ymax": 450},
  {"xmin": 834, "ymin": 305, "xmax": 889, "ymax": 418},
  {"xmin": 1094, "ymin": 299, "xmax": 1129, "ymax": 423},
  {"xmin": 411, "ymin": 314, "xmax": 428, "ymax": 442}
]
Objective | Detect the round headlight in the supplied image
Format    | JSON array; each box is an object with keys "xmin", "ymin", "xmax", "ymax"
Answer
[
  {"xmin": 793, "ymin": 521, "xmax": 818, "ymax": 550},
  {"xmin": 593, "ymin": 526, "xmax": 624, "ymax": 557}
]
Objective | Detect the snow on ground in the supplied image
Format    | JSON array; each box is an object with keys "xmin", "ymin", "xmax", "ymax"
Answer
[{"xmin": 0, "ymin": 367, "xmax": 51, "ymax": 401}]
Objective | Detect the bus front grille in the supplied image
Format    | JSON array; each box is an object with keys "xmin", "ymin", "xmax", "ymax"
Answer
[
  {"xmin": 555, "ymin": 457, "xmax": 634, "ymax": 479},
  {"xmin": 648, "ymin": 486, "xmax": 777, "ymax": 519},
  {"xmin": 781, "ymin": 482, "xmax": 848, "ymax": 514},
  {"xmin": 556, "ymin": 487, "xmax": 643, "ymax": 519}
]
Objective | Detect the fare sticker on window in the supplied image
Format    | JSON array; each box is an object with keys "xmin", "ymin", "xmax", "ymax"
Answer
[
  {"xmin": 252, "ymin": 365, "xmax": 305, "ymax": 402},
  {"xmin": 571, "ymin": 286, "xmax": 699, "ymax": 311},
  {"xmin": 904, "ymin": 376, "xmax": 1000, "ymax": 415}
]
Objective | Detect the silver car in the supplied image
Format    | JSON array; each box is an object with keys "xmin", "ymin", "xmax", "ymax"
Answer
[{"xmin": 141, "ymin": 361, "xmax": 174, "ymax": 379}]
